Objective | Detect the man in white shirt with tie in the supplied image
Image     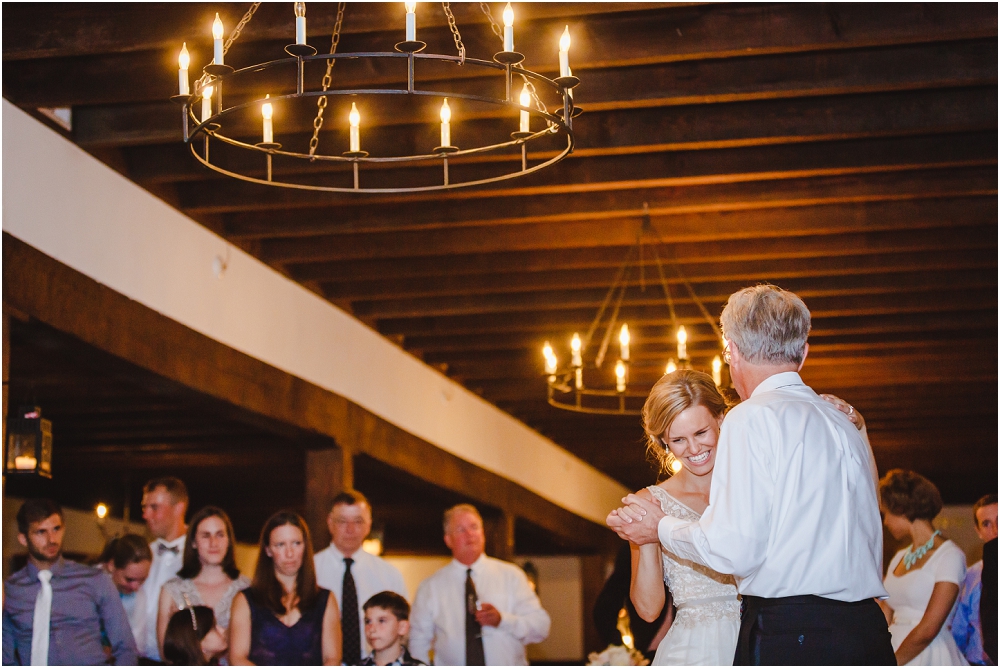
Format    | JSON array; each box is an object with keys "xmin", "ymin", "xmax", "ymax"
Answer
[
  {"xmin": 409, "ymin": 504, "xmax": 550, "ymax": 666},
  {"xmin": 138, "ymin": 476, "xmax": 188, "ymax": 662},
  {"xmin": 314, "ymin": 490, "xmax": 408, "ymax": 665},
  {"xmin": 609, "ymin": 285, "xmax": 895, "ymax": 665}
]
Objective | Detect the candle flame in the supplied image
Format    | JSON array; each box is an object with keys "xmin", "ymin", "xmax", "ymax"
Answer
[
  {"xmin": 571, "ymin": 332, "xmax": 581, "ymax": 352},
  {"xmin": 543, "ymin": 341, "xmax": 554, "ymax": 360},
  {"xmin": 503, "ymin": 2, "xmax": 514, "ymax": 27},
  {"xmin": 96, "ymin": 503, "xmax": 108, "ymax": 520},
  {"xmin": 619, "ymin": 323, "xmax": 630, "ymax": 347},
  {"xmin": 615, "ymin": 360, "xmax": 626, "ymax": 380},
  {"xmin": 178, "ymin": 43, "xmax": 190, "ymax": 70},
  {"xmin": 405, "ymin": 1, "xmax": 416, "ymax": 13},
  {"xmin": 666, "ymin": 359, "xmax": 677, "ymax": 374},
  {"xmin": 440, "ymin": 98, "xmax": 451, "ymax": 123},
  {"xmin": 261, "ymin": 94, "xmax": 273, "ymax": 119},
  {"xmin": 519, "ymin": 82, "xmax": 531, "ymax": 107},
  {"xmin": 295, "ymin": 2, "xmax": 306, "ymax": 17},
  {"xmin": 349, "ymin": 102, "xmax": 360, "ymax": 127},
  {"xmin": 212, "ymin": 13, "xmax": 224, "ymax": 40},
  {"xmin": 712, "ymin": 355, "xmax": 722, "ymax": 374},
  {"xmin": 202, "ymin": 84, "xmax": 214, "ymax": 100},
  {"xmin": 559, "ymin": 25, "xmax": 571, "ymax": 52},
  {"xmin": 677, "ymin": 325, "xmax": 688, "ymax": 345}
]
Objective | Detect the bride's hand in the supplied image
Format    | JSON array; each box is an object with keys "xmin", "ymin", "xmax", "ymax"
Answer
[{"xmin": 820, "ymin": 393, "xmax": 865, "ymax": 430}]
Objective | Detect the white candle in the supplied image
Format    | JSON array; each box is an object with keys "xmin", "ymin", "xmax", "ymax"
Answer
[
  {"xmin": 178, "ymin": 43, "xmax": 190, "ymax": 95},
  {"xmin": 543, "ymin": 342, "xmax": 557, "ymax": 375},
  {"xmin": 712, "ymin": 355, "xmax": 723, "ymax": 387},
  {"xmin": 295, "ymin": 3, "xmax": 307, "ymax": 45},
  {"xmin": 519, "ymin": 83, "xmax": 530, "ymax": 133},
  {"xmin": 575, "ymin": 367, "xmax": 583, "ymax": 390},
  {"xmin": 261, "ymin": 95, "xmax": 273, "ymax": 143},
  {"xmin": 619, "ymin": 323, "xmax": 630, "ymax": 362},
  {"xmin": 201, "ymin": 85, "xmax": 214, "ymax": 122},
  {"xmin": 14, "ymin": 455, "xmax": 37, "ymax": 470},
  {"xmin": 349, "ymin": 102, "xmax": 361, "ymax": 152},
  {"xmin": 615, "ymin": 360, "xmax": 627, "ymax": 393},
  {"xmin": 558, "ymin": 26, "xmax": 571, "ymax": 77},
  {"xmin": 677, "ymin": 325, "xmax": 688, "ymax": 360},
  {"xmin": 405, "ymin": 1, "xmax": 416, "ymax": 41},
  {"xmin": 440, "ymin": 98, "xmax": 451, "ymax": 146},
  {"xmin": 571, "ymin": 332, "xmax": 582, "ymax": 367},
  {"xmin": 503, "ymin": 3, "xmax": 514, "ymax": 51},
  {"xmin": 212, "ymin": 14, "xmax": 225, "ymax": 65}
]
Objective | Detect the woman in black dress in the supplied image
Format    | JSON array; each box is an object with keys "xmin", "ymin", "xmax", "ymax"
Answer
[{"xmin": 229, "ymin": 511, "xmax": 342, "ymax": 665}]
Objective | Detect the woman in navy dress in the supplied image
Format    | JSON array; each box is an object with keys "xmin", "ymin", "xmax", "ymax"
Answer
[{"xmin": 229, "ymin": 512, "xmax": 342, "ymax": 665}]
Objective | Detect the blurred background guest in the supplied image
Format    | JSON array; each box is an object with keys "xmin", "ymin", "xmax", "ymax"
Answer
[
  {"xmin": 163, "ymin": 605, "xmax": 227, "ymax": 666},
  {"xmin": 879, "ymin": 469, "xmax": 968, "ymax": 665},
  {"xmin": 952, "ymin": 494, "xmax": 997, "ymax": 665},
  {"xmin": 229, "ymin": 511, "xmax": 341, "ymax": 665},
  {"xmin": 140, "ymin": 476, "xmax": 189, "ymax": 661},
  {"xmin": 97, "ymin": 534, "xmax": 154, "ymax": 650},
  {"xmin": 157, "ymin": 506, "xmax": 250, "ymax": 658}
]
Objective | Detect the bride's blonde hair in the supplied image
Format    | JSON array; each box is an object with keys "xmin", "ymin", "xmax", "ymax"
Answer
[{"xmin": 643, "ymin": 369, "xmax": 730, "ymax": 477}]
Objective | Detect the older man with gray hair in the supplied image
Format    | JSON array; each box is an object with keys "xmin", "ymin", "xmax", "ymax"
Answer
[{"xmin": 609, "ymin": 285, "xmax": 895, "ymax": 665}]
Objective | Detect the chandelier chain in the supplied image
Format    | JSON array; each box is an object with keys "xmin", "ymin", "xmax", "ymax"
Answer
[
  {"xmin": 309, "ymin": 2, "xmax": 347, "ymax": 158},
  {"xmin": 198, "ymin": 3, "xmax": 261, "ymax": 88},
  {"xmin": 478, "ymin": 3, "xmax": 547, "ymax": 116},
  {"xmin": 442, "ymin": 3, "xmax": 467, "ymax": 64}
]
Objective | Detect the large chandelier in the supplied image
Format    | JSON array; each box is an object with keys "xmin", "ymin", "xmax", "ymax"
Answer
[
  {"xmin": 170, "ymin": 3, "xmax": 580, "ymax": 193},
  {"xmin": 542, "ymin": 206, "xmax": 728, "ymax": 416}
]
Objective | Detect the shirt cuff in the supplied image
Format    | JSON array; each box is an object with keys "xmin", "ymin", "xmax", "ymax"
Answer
[{"xmin": 657, "ymin": 515, "xmax": 683, "ymax": 551}]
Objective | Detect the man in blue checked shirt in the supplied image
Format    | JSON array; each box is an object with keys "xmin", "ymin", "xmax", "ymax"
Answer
[
  {"xmin": 953, "ymin": 494, "xmax": 998, "ymax": 666},
  {"xmin": 3, "ymin": 498, "xmax": 138, "ymax": 665}
]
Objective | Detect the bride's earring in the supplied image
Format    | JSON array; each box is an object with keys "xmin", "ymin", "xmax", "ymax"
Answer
[{"xmin": 660, "ymin": 436, "xmax": 680, "ymax": 476}]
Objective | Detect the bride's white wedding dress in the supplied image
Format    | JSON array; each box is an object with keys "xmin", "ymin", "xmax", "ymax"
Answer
[{"xmin": 647, "ymin": 485, "xmax": 740, "ymax": 666}]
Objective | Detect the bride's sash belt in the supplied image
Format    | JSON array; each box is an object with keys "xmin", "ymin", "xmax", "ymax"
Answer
[{"xmin": 675, "ymin": 594, "xmax": 739, "ymax": 610}]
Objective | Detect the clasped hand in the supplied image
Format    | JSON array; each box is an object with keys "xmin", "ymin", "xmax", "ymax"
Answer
[
  {"xmin": 606, "ymin": 493, "xmax": 666, "ymax": 545},
  {"xmin": 475, "ymin": 602, "xmax": 502, "ymax": 627}
]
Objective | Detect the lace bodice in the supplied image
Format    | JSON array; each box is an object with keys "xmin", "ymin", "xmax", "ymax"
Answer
[
  {"xmin": 163, "ymin": 574, "xmax": 250, "ymax": 630},
  {"xmin": 647, "ymin": 486, "xmax": 739, "ymax": 626}
]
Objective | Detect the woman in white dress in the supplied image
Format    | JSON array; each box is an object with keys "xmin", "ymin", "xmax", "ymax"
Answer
[
  {"xmin": 157, "ymin": 506, "xmax": 250, "ymax": 659},
  {"xmin": 878, "ymin": 469, "xmax": 968, "ymax": 666},
  {"xmin": 615, "ymin": 369, "xmax": 864, "ymax": 666}
]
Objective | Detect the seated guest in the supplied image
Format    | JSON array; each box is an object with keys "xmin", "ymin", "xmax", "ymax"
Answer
[
  {"xmin": 879, "ymin": 469, "xmax": 968, "ymax": 665},
  {"xmin": 157, "ymin": 506, "xmax": 250, "ymax": 658},
  {"xmin": 362, "ymin": 591, "xmax": 425, "ymax": 666},
  {"xmin": 952, "ymin": 494, "xmax": 998, "ymax": 665},
  {"xmin": 163, "ymin": 605, "xmax": 228, "ymax": 665},
  {"xmin": 229, "ymin": 511, "xmax": 342, "ymax": 665},
  {"xmin": 2, "ymin": 498, "xmax": 138, "ymax": 665},
  {"xmin": 97, "ymin": 534, "xmax": 154, "ymax": 650}
]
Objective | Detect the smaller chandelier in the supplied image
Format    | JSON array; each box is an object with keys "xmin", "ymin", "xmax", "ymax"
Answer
[
  {"xmin": 171, "ymin": 2, "xmax": 581, "ymax": 194},
  {"xmin": 542, "ymin": 206, "xmax": 727, "ymax": 416}
]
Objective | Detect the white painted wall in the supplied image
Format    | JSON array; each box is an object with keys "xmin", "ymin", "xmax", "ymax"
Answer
[{"xmin": 1, "ymin": 100, "xmax": 628, "ymax": 526}]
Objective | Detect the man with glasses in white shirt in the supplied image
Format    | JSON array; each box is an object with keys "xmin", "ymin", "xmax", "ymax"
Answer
[
  {"xmin": 314, "ymin": 490, "xmax": 408, "ymax": 665},
  {"xmin": 609, "ymin": 285, "xmax": 895, "ymax": 665}
]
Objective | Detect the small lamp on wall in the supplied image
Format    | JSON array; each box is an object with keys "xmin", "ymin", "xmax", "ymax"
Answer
[{"xmin": 4, "ymin": 406, "xmax": 53, "ymax": 478}]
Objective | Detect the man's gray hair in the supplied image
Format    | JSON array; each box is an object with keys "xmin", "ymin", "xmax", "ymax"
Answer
[
  {"xmin": 720, "ymin": 285, "xmax": 811, "ymax": 365},
  {"xmin": 443, "ymin": 503, "xmax": 482, "ymax": 534}
]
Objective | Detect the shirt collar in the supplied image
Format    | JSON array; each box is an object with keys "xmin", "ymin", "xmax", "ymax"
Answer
[
  {"xmin": 326, "ymin": 543, "xmax": 365, "ymax": 562},
  {"xmin": 26, "ymin": 555, "xmax": 65, "ymax": 579},
  {"xmin": 750, "ymin": 371, "xmax": 805, "ymax": 398},
  {"xmin": 156, "ymin": 535, "xmax": 186, "ymax": 549},
  {"xmin": 451, "ymin": 552, "xmax": 486, "ymax": 573}
]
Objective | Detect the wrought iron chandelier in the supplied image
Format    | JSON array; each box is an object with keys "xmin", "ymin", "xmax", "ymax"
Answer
[
  {"xmin": 170, "ymin": 2, "xmax": 580, "ymax": 193},
  {"xmin": 542, "ymin": 205, "xmax": 728, "ymax": 416}
]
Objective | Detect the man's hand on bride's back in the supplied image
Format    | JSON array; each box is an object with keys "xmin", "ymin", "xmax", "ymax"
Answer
[{"xmin": 606, "ymin": 492, "xmax": 664, "ymax": 546}]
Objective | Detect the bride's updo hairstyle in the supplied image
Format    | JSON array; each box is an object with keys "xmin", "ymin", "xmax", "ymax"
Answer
[{"xmin": 643, "ymin": 369, "xmax": 730, "ymax": 476}]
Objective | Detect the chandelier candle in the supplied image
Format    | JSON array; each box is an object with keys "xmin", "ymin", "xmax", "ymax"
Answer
[
  {"xmin": 440, "ymin": 98, "xmax": 451, "ymax": 146},
  {"xmin": 349, "ymin": 102, "xmax": 361, "ymax": 152},
  {"xmin": 201, "ymin": 85, "xmax": 213, "ymax": 122},
  {"xmin": 571, "ymin": 333, "xmax": 583, "ymax": 367},
  {"xmin": 619, "ymin": 324, "xmax": 630, "ymax": 362},
  {"xmin": 503, "ymin": 3, "xmax": 514, "ymax": 52},
  {"xmin": 519, "ymin": 83, "xmax": 531, "ymax": 133},
  {"xmin": 261, "ymin": 95, "xmax": 273, "ymax": 144},
  {"xmin": 712, "ymin": 355, "xmax": 722, "ymax": 386},
  {"xmin": 666, "ymin": 359, "xmax": 677, "ymax": 374},
  {"xmin": 177, "ymin": 43, "xmax": 190, "ymax": 95},
  {"xmin": 677, "ymin": 325, "xmax": 688, "ymax": 360},
  {"xmin": 212, "ymin": 14, "xmax": 225, "ymax": 65},
  {"xmin": 558, "ymin": 26, "xmax": 571, "ymax": 77},
  {"xmin": 294, "ymin": 3, "xmax": 306, "ymax": 45},
  {"xmin": 405, "ymin": 1, "xmax": 416, "ymax": 42},
  {"xmin": 615, "ymin": 360, "xmax": 627, "ymax": 392}
]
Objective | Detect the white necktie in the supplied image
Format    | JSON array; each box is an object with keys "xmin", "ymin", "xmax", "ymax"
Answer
[{"xmin": 30, "ymin": 569, "xmax": 53, "ymax": 666}]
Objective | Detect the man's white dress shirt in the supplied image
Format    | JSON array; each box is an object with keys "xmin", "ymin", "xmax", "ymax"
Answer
[
  {"xmin": 409, "ymin": 554, "xmax": 550, "ymax": 666},
  {"xmin": 139, "ymin": 535, "xmax": 185, "ymax": 660},
  {"xmin": 314, "ymin": 545, "xmax": 408, "ymax": 654},
  {"xmin": 657, "ymin": 372, "xmax": 888, "ymax": 601}
]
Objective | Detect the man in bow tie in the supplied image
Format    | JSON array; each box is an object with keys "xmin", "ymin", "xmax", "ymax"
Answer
[
  {"xmin": 3, "ymin": 498, "xmax": 137, "ymax": 665},
  {"xmin": 138, "ymin": 476, "xmax": 188, "ymax": 661}
]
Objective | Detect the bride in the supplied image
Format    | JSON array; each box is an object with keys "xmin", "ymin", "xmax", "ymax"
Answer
[{"xmin": 613, "ymin": 369, "xmax": 862, "ymax": 665}]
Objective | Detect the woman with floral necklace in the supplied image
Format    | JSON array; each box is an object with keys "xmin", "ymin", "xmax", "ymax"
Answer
[{"xmin": 879, "ymin": 469, "xmax": 968, "ymax": 665}]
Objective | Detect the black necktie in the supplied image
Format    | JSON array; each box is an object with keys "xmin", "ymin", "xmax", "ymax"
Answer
[
  {"xmin": 342, "ymin": 557, "xmax": 361, "ymax": 665},
  {"xmin": 465, "ymin": 568, "xmax": 485, "ymax": 666}
]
